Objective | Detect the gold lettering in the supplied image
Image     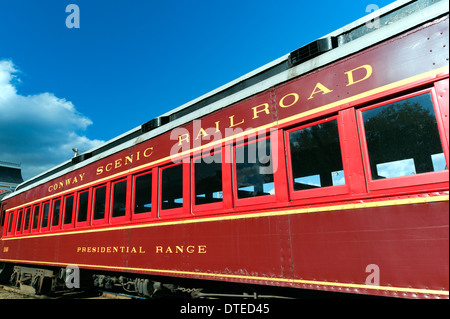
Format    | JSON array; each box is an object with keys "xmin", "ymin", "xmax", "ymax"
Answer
[
  {"xmin": 178, "ymin": 134, "xmax": 190, "ymax": 146},
  {"xmin": 308, "ymin": 83, "xmax": 333, "ymax": 100},
  {"xmin": 279, "ymin": 93, "xmax": 299, "ymax": 108},
  {"xmin": 139, "ymin": 246, "xmax": 146, "ymax": 254},
  {"xmin": 97, "ymin": 167, "xmax": 104, "ymax": 175},
  {"xmin": 48, "ymin": 185, "xmax": 53, "ymax": 192},
  {"xmin": 198, "ymin": 245, "xmax": 207, "ymax": 254},
  {"xmin": 345, "ymin": 64, "xmax": 373, "ymax": 86},
  {"xmin": 144, "ymin": 147, "xmax": 154, "ymax": 157},
  {"xmin": 229, "ymin": 115, "xmax": 245, "ymax": 128},
  {"xmin": 165, "ymin": 247, "xmax": 173, "ymax": 254},
  {"xmin": 105, "ymin": 163, "xmax": 113, "ymax": 172},
  {"xmin": 79, "ymin": 173, "xmax": 85, "ymax": 181},
  {"xmin": 115, "ymin": 159, "xmax": 122, "ymax": 169},
  {"xmin": 72, "ymin": 176, "xmax": 78, "ymax": 184},
  {"xmin": 186, "ymin": 246, "xmax": 195, "ymax": 254},
  {"xmin": 252, "ymin": 103, "xmax": 270, "ymax": 119},
  {"xmin": 214, "ymin": 121, "xmax": 220, "ymax": 133},
  {"xmin": 125, "ymin": 155, "xmax": 133, "ymax": 165},
  {"xmin": 195, "ymin": 128, "xmax": 209, "ymax": 140},
  {"xmin": 131, "ymin": 247, "xmax": 137, "ymax": 253},
  {"xmin": 156, "ymin": 246, "xmax": 163, "ymax": 253},
  {"xmin": 176, "ymin": 246, "xmax": 184, "ymax": 254}
]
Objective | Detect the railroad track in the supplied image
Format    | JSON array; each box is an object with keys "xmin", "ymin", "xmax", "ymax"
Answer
[{"xmin": 0, "ymin": 284, "xmax": 136, "ymax": 299}]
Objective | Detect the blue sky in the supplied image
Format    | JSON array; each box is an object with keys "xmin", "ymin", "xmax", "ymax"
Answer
[{"xmin": 0, "ymin": 0, "xmax": 393, "ymax": 180}]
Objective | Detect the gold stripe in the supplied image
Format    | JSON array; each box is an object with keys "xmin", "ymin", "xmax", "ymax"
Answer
[
  {"xmin": 0, "ymin": 257, "xmax": 448, "ymax": 296},
  {"xmin": 5, "ymin": 65, "xmax": 449, "ymax": 213},
  {"xmin": 2, "ymin": 195, "xmax": 448, "ymax": 241}
]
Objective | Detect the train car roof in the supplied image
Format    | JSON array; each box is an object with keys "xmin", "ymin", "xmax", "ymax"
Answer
[{"xmin": 5, "ymin": 0, "xmax": 448, "ymax": 200}]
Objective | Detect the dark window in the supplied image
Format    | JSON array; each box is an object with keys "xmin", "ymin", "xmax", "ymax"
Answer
[
  {"xmin": 23, "ymin": 207, "xmax": 31, "ymax": 231},
  {"xmin": 288, "ymin": 119, "xmax": 345, "ymax": 190},
  {"xmin": 362, "ymin": 93, "xmax": 446, "ymax": 180},
  {"xmin": 16, "ymin": 210, "xmax": 23, "ymax": 232},
  {"xmin": 41, "ymin": 202, "xmax": 50, "ymax": 228},
  {"xmin": 7, "ymin": 212, "xmax": 14, "ymax": 233},
  {"xmin": 112, "ymin": 180, "xmax": 127, "ymax": 217},
  {"xmin": 235, "ymin": 138, "xmax": 274, "ymax": 199},
  {"xmin": 134, "ymin": 172, "xmax": 152, "ymax": 214},
  {"xmin": 32, "ymin": 206, "xmax": 40, "ymax": 229},
  {"xmin": 77, "ymin": 191, "xmax": 89, "ymax": 223},
  {"xmin": 64, "ymin": 195, "xmax": 74, "ymax": 224},
  {"xmin": 194, "ymin": 154, "xmax": 223, "ymax": 205},
  {"xmin": 161, "ymin": 164, "xmax": 183, "ymax": 210},
  {"xmin": 93, "ymin": 186, "xmax": 107, "ymax": 220},
  {"xmin": 52, "ymin": 199, "xmax": 61, "ymax": 227}
]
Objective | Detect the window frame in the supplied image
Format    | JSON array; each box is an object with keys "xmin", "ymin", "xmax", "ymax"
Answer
[
  {"xmin": 158, "ymin": 160, "xmax": 191, "ymax": 218},
  {"xmin": 50, "ymin": 197, "xmax": 62, "ymax": 231},
  {"xmin": 22, "ymin": 206, "xmax": 32, "ymax": 235},
  {"xmin": 110, "ymin": 177, "xmax": 131, "ymax": 224},
  {"xmin": 91, "ymin": 183, "xmax": 110, "ymax": 226},
  {"xmin": 357, "ymin": 88, "xmax": 449, "ymax": 191},
  {"xmin": 62, "ymin": 193, "xmax": 76, "ymax": 230},
  {"xmin": 132, "ymin": 169, "xmax": 157, "ymax": 221},
  {"xmin": 6, "ymin": 211, "xmax": 15, "ymax": 236},
  {"xmin": 76, "ymin": 188, "xmax": 91, "ymax": 228},
  {"xmin": 31, "ymin": 203, "xmax": 41, "ymax": 233},
  {"xmin": 232, "ymin": 134, "xmax": 278, "ymax": 207},
  {"xmin": 15, "ymin": 209, "xmax": 24, "ymax": 235},
  {"xmin": 192, "ymin": 148, "xmax": 225, "ymax": 214},
  {"xmin": 284, "ymin": 115, "xmax": 350, "ymax": 201},
  {"xmin": 40, "ymin": 201, "xmax": 51, "ymax": 232}
]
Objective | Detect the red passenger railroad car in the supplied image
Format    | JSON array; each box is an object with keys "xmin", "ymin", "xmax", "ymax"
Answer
[{"xmin": 0, "ymin": 0, "xmax": 448, "ymax": 298}]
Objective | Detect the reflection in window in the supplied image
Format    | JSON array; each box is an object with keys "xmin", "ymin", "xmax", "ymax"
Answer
[
  {"xmin": 362, "ymin": 93, "xmax": 446, "ymax": 180},
  {"xmin": 41, "ymin": 202, "xmax": 50, "ymax": 228},
  {"xmin": 194, "ymin": 154, "xmax": 223, "ymax": 205},
  {"xmin": 77, "ymin": 191, "xmax": 89, "ymax": 222},
  {"xmin": 288, "ymin": 120, "xmax": 345, "ymax": 191},
  {"xmin": 32, "ymin": 206, "xmax": 40, "ymax": 229},
  {"xmin": 161, "ymin": 164, "xmax": 183, "ymax": 210},
  {"xmin": 64, "ymin": 195, "xmax": 74, "ymax": 224},
  {"xmin": 52, "ymin": 199, "xmax": 61, "ymax": 227},
  {"xmin": 16, "ymin": 210, "xmax": 23, "ymax": 232},
  {"xmin": 112, "ymin": 180, "xmax": 127, "ymax": 217},
  {"xmin": 134, "ymin": 172, "xmax": 152, "ymax": 214},
  {"xmin": 93, "ymin": 186, "xmax": 107, "ymax": 220},
  {"xmin": 235, "ymin": 138, "xmax": 274, "ymax": 199}
]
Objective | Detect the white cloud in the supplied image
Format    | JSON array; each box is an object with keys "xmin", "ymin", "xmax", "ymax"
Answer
[{"xmin": 0, "ymin": 59, "xmax": 104, "ymax": 181}]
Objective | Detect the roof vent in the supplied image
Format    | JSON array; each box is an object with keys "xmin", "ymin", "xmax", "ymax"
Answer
[
  {"xmin": 289, "ymin": 37, "xmax": 338, "ymax": 67},
  {"xmin": 141, "ymin": 116, "xmax": 170, "ymax": 133},
  {"xmin": 72, "ymin": 152, "xmax": 93, "ymax": 165}
]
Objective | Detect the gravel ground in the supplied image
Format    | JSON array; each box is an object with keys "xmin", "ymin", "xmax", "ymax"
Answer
[{"xmin": 0, "ymin": 285, "xmax": 37, "ymax": 299}]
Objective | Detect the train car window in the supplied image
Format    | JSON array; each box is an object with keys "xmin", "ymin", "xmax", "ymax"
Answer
[
  {"xmin": 23, "ymin": 207, "xmax": 31, "ymax": 233},
  {"xmin": 235, "ymin": 137, "xmax": 275, "ymax": 199},
  {"xmin": 7, "ymin": 212, "xmax": 14, "ymax": 234},
  {"xmin": 64, "ymin": 195, "xmax": 75, "ymax": 225},
  {"xmin": 51, "ymin": 199, "xmax": 61, "ymax": 228},
  {"xmin": 15, "ymin": 209, "xmax": 23, "ymax": 233},
  {"xmin": 161, "ymin": 163, "xmax": 184, "ymax": 210},
  {"xmin": 41, "ymin": 202, "xmax": 50, "ymax": 230},
  {"xmin": 287, "ymin": 119, "xmax": 345, "ymax": 191},
  {"xmin": 32, "ymin": 205, "xmax": 40, "ymax": 230},
  {"xmin": 111, "ymin": 179, "xmax": 127, "ymax": 218},
  {"xmin": 77, "ymin": 190, "xmax": 90, "ymax": 223},
  {"xmin": 133, "ymin": 172, "xmax": 152, "ymax": 214},
  {"xmin": 194, "ymin": 152, "xmax": 223, "ymax": 205},
  {"xmin": 359, "ymin": 92, "xmax": 447, "ymax": 186},
  {"xmin": 93, "ymin": 185, "xmax": 107, "ymax": 220},
  {"xmin": 0, "ymin": 204, "xmax": 6, "ymax": 227}
]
